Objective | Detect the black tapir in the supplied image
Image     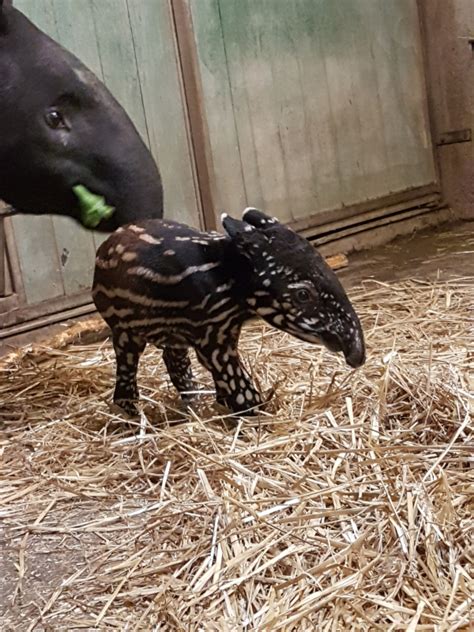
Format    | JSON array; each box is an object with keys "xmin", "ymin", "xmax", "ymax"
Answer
[
  {"xmin": 0, "ymin": 0, "xmax": 163, "ymax": 231},
  {"xmin": 93, "ymin": 209, "xmax": 366, "ymax": 416}
]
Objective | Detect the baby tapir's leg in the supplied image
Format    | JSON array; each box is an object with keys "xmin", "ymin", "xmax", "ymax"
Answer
[
  {"xmin": 195, "ymin": 341, "xmax": 262, "ymax": 415},
  {"xmin": 162, "ymin": 347, "xmax": 197, "ymax": 401},
  {"xmin": 112, "ymin": 330, "xmax": 146, "ymax": 416}
]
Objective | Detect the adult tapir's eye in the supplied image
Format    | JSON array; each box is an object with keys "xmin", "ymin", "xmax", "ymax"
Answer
[
  {"xmin": 295, "ymin": 288, "xmax": 311, "ymax": 303},
  {"xmin": 45, "ymin": 108, "xmax": 67, "ymax": 130}
]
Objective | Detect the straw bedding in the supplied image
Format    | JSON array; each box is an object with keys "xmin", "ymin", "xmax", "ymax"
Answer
[{"xmin": 0, "ymin": 277, "xmax": 472, "ymax": 631}]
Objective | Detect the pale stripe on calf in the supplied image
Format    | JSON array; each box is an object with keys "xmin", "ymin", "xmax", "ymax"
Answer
[{"xmin": 127, "ymin": 262, "xmax": 220, "ymax": 284}]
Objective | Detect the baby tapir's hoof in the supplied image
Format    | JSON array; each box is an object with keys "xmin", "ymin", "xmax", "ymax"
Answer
[
  {"xmin": 216, "ymin": 386, "xmax": 264, "ymax": 416},
  {"xmin": 112, "ymin": 398, "xmax": 140, "ymax": 418}
]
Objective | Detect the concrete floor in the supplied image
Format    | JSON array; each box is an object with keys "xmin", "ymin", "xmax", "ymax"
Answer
[
  {"xmin": 1, "ymin": 220, "xmax": 473, "ymax": 356},
  {"xmin": 339, "ymin": 220, "xmax": 474, "ymax": 287}
]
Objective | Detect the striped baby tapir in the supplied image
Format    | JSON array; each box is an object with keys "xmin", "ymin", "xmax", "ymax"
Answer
[{"xmin": 92, "ymin": 208, "xmax": 365, "ymax": 416}]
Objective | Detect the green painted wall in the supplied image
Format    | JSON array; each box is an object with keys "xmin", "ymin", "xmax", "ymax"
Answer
[{"xmin": 188, "ymin": 0, "xmax": 437, "ymax": 224}]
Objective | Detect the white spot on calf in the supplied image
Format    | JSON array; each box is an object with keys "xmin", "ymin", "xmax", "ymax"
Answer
[
  {"xmin": 118, "ymin": 331, "xmax": 129, "ymax": 347},
  {"xmin": 129, "ymin": 225, "xmax": 146, "ymax": 234},
  {"xmin": 122, "ymin": 251, "xmax": 137, "ymax": 262},
  {"xmin": 139, "ymin": 233, "xmax": 162, "ymax": 245}
]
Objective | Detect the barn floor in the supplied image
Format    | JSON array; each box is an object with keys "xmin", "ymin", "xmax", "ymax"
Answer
[{"xmin": 0, "ymin": 222, "xmax": 473, "ymax": 630}]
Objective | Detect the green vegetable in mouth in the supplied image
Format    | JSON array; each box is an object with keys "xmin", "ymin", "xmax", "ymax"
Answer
[{"xmin": 73, "ymin": 184, "xmax": 115, "ymax": 229}]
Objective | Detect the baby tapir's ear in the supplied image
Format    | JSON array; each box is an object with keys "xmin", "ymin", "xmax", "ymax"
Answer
[
  {"xmin": 242, "ymin": 207, "xmax": 280, "ymax": 229},
  {"xmin": 221, "ymin": 212, "xmax": 269, "ymax": 261},
  {"xmin": 221, "ymin": 212, "xmax": 255, "ymax": 239}
]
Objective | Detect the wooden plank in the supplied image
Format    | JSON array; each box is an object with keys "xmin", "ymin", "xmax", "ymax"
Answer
[
  {"xmin": 325, "ymin": 253, "xmax": 348, "ymax": 271},
  {"xmin": 284, "ymin": 0, "xmax": 342, "ymax": 216},
  {"xmin": 89, "ymin": 0, "xmax": 149, "ymax": 146},
  {"xmin": 10, "ymin": 0, "xmax": 65, "ymax": 304},
  {"xmin": 48, "ymin": 0, "xmax": 110, "ymax": 253},
  {"xmin": 128, "ymin": 0, "xmax": 201, "ymax": 227},
  {"xmin": 189, "ymin": 0, "xmax": 436, "ymax": 228},
  {"xmin": 43, "ymin": 0, "xmax": 100, "ymax": 295},
  {"xmin": 342, "ymin": 0, "xmax": 389, "ymax": 200},
  {"xmin": 1, "ymin": 216, "xmax": 26, "ymax": 304},
  {"xmin": 253, "ymin": 0, "xmax": 316, "ymax": 219},
  {"xmin": 52, "ymin": 0, "xmax": 103, "ymax": 77},
  {"xmin": 171, "ymin": 0, "xmax": 216, "ymax": 229},
  {"xmin": 0, "ymin": 289, "xmax": 93, "ymax": 330},
  {"xmin": 187, "ymin": 0, "xmax": 247, "ymax": 215},
  {"xmin": 217, "ymin": 0, "xmax": 291, "ymax": 219},
  {"xmin": 373, "ymin": 0, "xmax": 436, "ymax": 191}
]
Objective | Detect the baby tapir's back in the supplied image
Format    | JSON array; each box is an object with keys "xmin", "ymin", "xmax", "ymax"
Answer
[{"xmin": 92, "ymin": 220, "xmax": 236, "ymax": 343}]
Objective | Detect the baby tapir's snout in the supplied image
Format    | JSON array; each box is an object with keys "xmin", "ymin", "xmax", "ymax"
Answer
[{"xmin": 93, "ymin": 208, "xmax": 365, "ymax": 417}]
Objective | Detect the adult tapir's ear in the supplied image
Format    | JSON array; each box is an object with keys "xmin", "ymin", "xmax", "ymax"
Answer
[{"xmin": 242, "ymin": 207, "xmax": 280, "ymax": 229}]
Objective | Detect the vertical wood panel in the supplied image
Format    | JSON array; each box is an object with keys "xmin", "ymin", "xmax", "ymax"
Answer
[
  {"xmin": 89, "ymin": 0, "xmax": 149, "ymax": 145},
  {"xmin": 188, "ymin": 0, "xmax": 247, "ymax": 215},
  {"xmin": 11, "ymin": 0, "xmax": 65, "ymax": 304},
  {"xmin": 49, "ymin": 0, "xmax": 110, "ymax": 254},
  {"xmin": 190, "ymin": 0, "xmax": 437, "ymax": 224},
  {"xmin": 48, "ymin": 0, "xmax": 100, "ymax": 295},
  {"xmin": 127, "ymin": 0, "xmax": 200, "ymax": 226},
  {"xmin": 381, "ymin": 0, "xmax": 435, "ymax": 185},
  {"xmin": 288, "ymin": 1, "xmax": 342, "ymax": 216}
]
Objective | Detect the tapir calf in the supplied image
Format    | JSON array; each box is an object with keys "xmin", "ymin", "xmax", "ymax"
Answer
[{"xmin": 93, "ymin": 209, "xmax": 366, "ymax": 416}]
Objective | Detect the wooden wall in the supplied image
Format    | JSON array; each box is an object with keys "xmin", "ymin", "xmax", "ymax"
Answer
[
  {"xmin": 1, "ymin": 0, "xmax": 439, "ymax": 333},
  {"xmin": 8, "ymin": 0, "xmax": 200, "ymax": 309},
  {"xmin": 187, "ymin": 0, "xmax": 437, "ymax": 224}
]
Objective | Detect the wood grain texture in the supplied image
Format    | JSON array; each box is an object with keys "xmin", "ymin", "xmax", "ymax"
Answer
[
  {"xmin": 128, "ymin": 0, "xmax": 200, "ymax": 226},
  {"xmin": 189, "ymin": 0, "xmax": 437, "ymax": 224}
]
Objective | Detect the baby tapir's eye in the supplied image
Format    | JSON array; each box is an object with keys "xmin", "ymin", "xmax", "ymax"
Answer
[
  {"xmin": 45, "ymin": 108, "xmax": 68, "ymax": 130},
  {"xmin": 294, "ymin": 288, "xmax": 312, "ymax": 303}
]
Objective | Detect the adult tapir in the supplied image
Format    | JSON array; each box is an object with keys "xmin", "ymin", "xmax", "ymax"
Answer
[{"xmin": 0, "ymin": 0, "xmax": 163, "ymax": 231}]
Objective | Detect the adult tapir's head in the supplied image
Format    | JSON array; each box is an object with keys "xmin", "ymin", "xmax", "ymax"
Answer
[{"xmin": 0, "ymin": 1, "xmax": 163, "ymax": 230}]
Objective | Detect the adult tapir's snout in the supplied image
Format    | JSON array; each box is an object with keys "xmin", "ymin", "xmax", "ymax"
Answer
[{"xmin": 76, "ymin": 111, "xmax": 164, "ymax": 231}]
